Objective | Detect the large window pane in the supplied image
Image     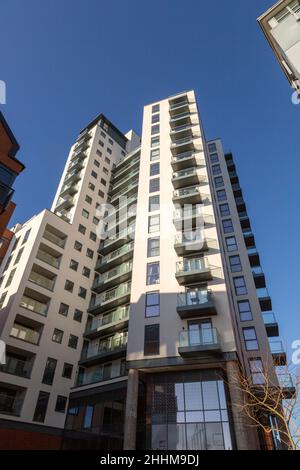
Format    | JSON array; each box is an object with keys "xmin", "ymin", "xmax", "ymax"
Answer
[
  {"xmin": 167, "ymin": 424, "xmax": 186, "ymax": 450},
  {"xmin": 202, "ymin": 381, "xmax": 219, "ymax": 410},
  {"xmin": 152, "ymin": 424, "xmax": 167, "ymax": 450},
  {"xmin": 184, "ymin": 382, "xmax": 203, "ymax": 410},
  {"xmin": 186, "ymin": 423, "xmax": 206, "ymax": 450},
  {"xmin": 205, "ymin": 422, "xmax": 224, "ymax": 450}
]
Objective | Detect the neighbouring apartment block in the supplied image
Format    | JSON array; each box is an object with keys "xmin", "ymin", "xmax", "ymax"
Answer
[
  {"xmin": 0, "ymin": 91, "xmax": 291, "ymax": 450},
  {"xmin": 0, "ymin": 112, "xmax": 25, "ymax": 263},
  {"xmin": 258, "ymin": 0, "xmax": 300, "ymax": 95}
]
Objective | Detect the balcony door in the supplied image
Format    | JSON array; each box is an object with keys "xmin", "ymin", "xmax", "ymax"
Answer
[
  {"xmin": 186, "ymin": 285, "xmax": 207, "ymax": 305},
  {"xmin": 188, "ymin": 320, "xmax": 213, "ymax": 346}
]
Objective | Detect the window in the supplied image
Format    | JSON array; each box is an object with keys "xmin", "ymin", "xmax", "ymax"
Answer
[
  {"xmin": 214, "ymin": 176, "xmax": 224, "ymax": 188},
  {"xmin": 150, "ymin": 148, "xmax": 160, "ymax": 161},
  {"xmin": 152, "ymin": 104, "xmax": 160, "ymax": 113},
  {"xmin": 91, "ymin": 171, "xmax": 98, "ymax": 179},
  {"xmin": 105, "ymin": 157, "xmax": 111, "ymax": 165},
  {"xmin": 92, "ymin": 216, "xmax": 99, "ymax": 225},
  {"xmin": 78, "ymin": 287, "xmax": 87, "ymax": 299},
  {"xmin": 149, "ymin": 195, "xmax": 160, "ymax": 212},
  {"xmin": 99, "ymin": 140, "xmax": 104, "ymax": 147},
  {"xmin": 229, "ymin": 255, "xmax": 242, "ymax": 273},
  {"xmin": 149, "ymin": 178, "xmax": 160, "ymax": 193},
  {"xmin": 96, "ymin": 149, "xmax": 102, "ymax": 157},
  {"xmin": 151, "ymin": 136, "xmax": 160, "ymax": 148},
  {"xmin": 88, "ymin": 182, "xmax": 95, "ymax": 191},
  {"xmin": 42, "ymin": 357, "xmax": 57, "ymax": 385},
  {"xmin": 101, "ymin": 178, "xmax": 107, "ymax": 186},
  {"xmin": 59, "ymin": 303, "xmax": 69, "ymax": 317},
  {"xmin": 62, "ymin": 363, "xmax": 73, "ymax": 379},
  {"xmin": 217, "ymin": 189, "xmax": 227, "ymax": 202},
  {"xmin": 74, "ymin": 309, "xmax": 83, "ymax": 323},
  {"xmin": 147, "ymin": 262, "xmax": 160, "ymax": 285},
  {"xmin": 98, "ymin": 189, "xmax": 104, "ymax": 198},
  {"xmin": 147, "ymin": 237, "xmax": 160, "ymax": 257},
  {"xmin": 82, "ymin": 209, "xmax": 89, "ymax": 219},
  {"xmin": 152, "ymin": 114, "xmax": 160, "ymax": 124},
  {"xmin": 83, "ymin": 405, "xmax": 94, "ymax": 429},
  {"xmin": 85, "ymin": 195, "xmax": 92, "ymax": 205},
  {"xmin": 3, "ymin": 255, "xmax": 12, "ymax": 272},
  {"xmin": 243, "ymin": 327, "xmax": 259, "ymax": 351},
  {"xmin": 144, "ymin": 324, "xmax": 160, "ymax": 355},
  {"xmin": 33, "ymin": 391, "xmax": 50, "ymax": 423},
  {"xmin": 90, "ymin": 231, "xmax": 97, "ymax": 242},
  {"xmin": 78, "ymin": 224, "xmax": 86, "ymax": 235},
  {"xmin": 222, "ymin": 219, "xmax": 234, "ymax": 234},
  {"xmin": 219, "ymin": 203, "xmax": 230, "ymax": 217},
  {"xmin": 5, "ymin": 268, "xmax": 16, "ymax": 288},
  {"xmin": 145, "ymin": 292, "xmax": 160, "ymax": 317},
  {"xmin": 212, "ymin": 164, "xmax": 221, "ymax": 175},
  {"xmin": 208, "ymin": 143, "xmax": 217, "ymax": 152},
  {"xmin": 22, "ymin": 229, "xmax": 31, "ymax": 244},
  {"xmin": 55, "ymin": 395, "xmax": 67, "ymax": 413},
  {"xmin": 82, "ymin": 266, "xmax": 91, "ymax": 278},
  {"xmin": 100, "ymin": 131, "xmax": 106, "ymax": 138},
  {"xmin": 68, "ymin": 334, "xmax": 78, "ymax": 349},
  {"xmin": 108, "ymin": 138, "xmax": 113, "ymax": 145},
  {"xmin": 14, "ymin": 247, "xmax": 24, "ymax": 265},
  {"xmin": 103, "ymin": 167, "xmax": 109, "ymax": 175},
  {"xmin": 210, "ymin": 153, "xmax": 219, "ymax": 163},
  {"xmin": 11, "ymin": 237, "xmax": 20, "ymax": 252},
  {"xmin": 0, "ymin": 292, "xmax": 7, "ymax": 309},
  {"xmin": 249, "ymin": 359, "xmax": 265, "ymax": 385},
  {"xmin": 226, "ymin": 236, "xmax": 237, "ymax": 252},
  {"xmin": 86, "ymin": 248, "xmax": 94, "ymax": 259},
  {"xmin": 151, "ymin": 125, "xmax": 160, "ymax": 135},
  {"xmin": 94, "ymin": 159, "xmax": 100, "ymax": 168},
  {"xmin": 148, "ymin": 215, "xmax": 160, "ymax": 233},
  {"xmin": 107, "ymin": 148, "xmax": 112, "ymax": 155},
  {"xmin": 150, "ymin": 163, "xmax": 160, "ymax": 176},
  {"xmin": 69, "ymin": 259, "xmax": 78, "ymax": 271},
  {"xmin": 64, "ymin": 280, "xmax": 74, "ymax": 293},
  {"xmin": 238, "ymin": 300, "xmax": 253, "ymax": 322},
  {"xmin": 233, "ymin": 276, "xmax": 247, "ymax": 296},
  {"xmin": 52, "ymin": 328, "xmax": 63, "ymax": 344}
]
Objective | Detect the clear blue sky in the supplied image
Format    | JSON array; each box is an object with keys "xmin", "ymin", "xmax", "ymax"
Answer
[{"xmin": 1, "ymin": 0, "xmax": 299, "ymax": 358}]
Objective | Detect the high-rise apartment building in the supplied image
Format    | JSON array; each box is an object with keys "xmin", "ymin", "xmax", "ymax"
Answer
[
  {"xmin": 258, "ymin": 0, "xmax": 300, "ymax": 96},
  {"xmin": 0, "ymin": 91, "xmax": 292, "ymax": 450}
]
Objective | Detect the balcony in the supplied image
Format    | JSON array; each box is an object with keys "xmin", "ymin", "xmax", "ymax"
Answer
[
  {"xmin": 248, "ymin": 248, "xmax": 260, "ymax": 267},
  {"xmin": 20, "ymin": 294, "xmax": 49, "ymax": 317},
  {"xmin": 54, "ymin": 209, "xmax": 71, "ymax": 223},
  {"xmin": 28, "ymin": 269, "xmax": 56, "ymax": 292},
  {"xmin": 104, "ymin": 207, "xmax": 137, "ymax": 237},
  {"xmin": 257, "ymin": 288, "xmax": 272, "ymax": 312},
  {"xmin": 177, "ymin": 290, "xmax": 217, "ymax": 319},
  {"xmin": 173, "ymin": 207, "xmax": 214, "ymax": 230},
  {"xmin": 173, "ymin": 186, "xmax": 210, "ymax": 206},
  {"xmin": 239, "ymin": 214, "xmax": 251, "ymax": 230},
  {"xmin": 269, "ymin": 340, "xmax": 287, "ymax": 366},
  {"xmin": 262, "ymin": 312, "xmax": 279, "ymax": 337},
  {"xmin": 0, "ymin": 392, "xmax": 23, "ymax": 417},
  {"xmin": 0, "ymin": 355, "xmax": 32, "ymax": 379},
  {"xmin": 112, "ymin": 157, "xmax": 140, "ymax": 184},
  {"xmin": 10, "ymin": 322, "xmax": 40, "ymax": 345},
  {"xmin": 0, "ymin": 181, "xmax": 14, "ymax": 212},
  {"xmin": 105, "ymin": 196, "xmax": 137, "ymax": 224},
  {"xmin": 95, "ymin": 242, "xmax": 134, "ymax": 273},
  {"xmin": 171, "ymin": 152, "xmax": 204, "ymax": 173},
  {"xmin": 36, "ymin": 243, "xmax": 61, "ymax": 269},
  {"xmin": 178, "ymin": 327, "xmax": 221, "ymax": 358},
  {"xmin": 252, "ymin": 266, "xmax": 266, "ymax": 289},
  {"xmin": 59, "ymin": 182, "xmax": 80, "ymax": 198},
  {"xmin": 92, "ymin": 261, "xmax": 133, "ymax": 293},
  {"xmin": 172, "ymin": 168, "xmax": 207, "ymax": 189},
  {"xmin": 79, "ymin": 335, "xmax": 127, "ymax": 366},
  {"xmin": 170, "ymin": 124, "xmax": 197, "ymax": 143},
  {"xmin": 43, "ymin": 228, "xmax": 66, "ymax": 249},
  {"xmin": 89, "ymin": 282, "xmax": 131, "ymax": 315},
  {"xmin": 174, "ymin": 233, "xmax": 216, "ymax": 256},
  {"xmin": 110, "ymin": 168, "xmax": 139, "ymax": 196},
  {"xmin": 99, "ymin": 225, "xmax": 135, "ymax": 255},
  {"xmin": 84, "ymin": 306, "xmax": 130, "ymax": 339},
  {"xmin": 277, "ymin": 372, "xmax": 296, "ymax": 399},
  {"xmin": 76, "ymin": 363, "xmax": 127, "ymax": 387},
  {"xmin": 55, "ymin": 195, "xmax": 75, "ymax": 211},
  {"xmin": 176, "ymin": 257, "xmax": 215, "ymax": 284},
  {"xmin": 171, "ymin": 136, "xmax": 196, "ymax": 155},
  {"xmin": 110, "ymin": 179, "xmax": 139, "ymax": 204},
  {"xmin": 243, "ymin": 230, "xmax": 255, "ymax": 248},
  {"xmin": 169, "ymin": 99, "xmax": 191, "ymax": 117},
  {"xmin": 67, "ymin": 156, "xmax": 85, "ymax": 173},
  {"xmin": 63, "ymin": 169, "xmax": 82, "ymax": 185}
]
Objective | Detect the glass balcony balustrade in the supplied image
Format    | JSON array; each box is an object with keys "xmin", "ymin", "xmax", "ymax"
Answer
[
  {"xmin": 20, "ymin": 295, "xmax": 48, "ymax": 316},
  {"xmin": 0, "ymin": 356, "xmax": 31, "ymax": 378},
  {"xmin": 0, "ymin": 393, "xmax": 23, "ymax": 416},
  {"xmin": 43, "ymin": 230, "xmax": 66, "ymax": 248},
  {"xmin": 84, "ymin": 334, "xmax": 128, "ymax": 360},
  {"xmin": 177, "ymin": 290, "xmax": 212, "ymax": 308},
  {"xmin": 96, "ymin": 242, "xmax": 134, "ymax": 270},
  {"xmin": 93, "ymin": 262, "xmax": 132, "ymax": 291},
  {"xmin": 28, "ymin": 271, "xmax": 55, "ymax": 291},
  {"xmin": 10, "ymin": 323, "xmax": 40, "ymax": 345},
  {"xmin": 179, "ymin": 327, "xmax": 220, "ymax": 351},
  {"xmin": 36, "ymin": 249, "xmax": 60, "ymax": 268},
  {"xmin": 86, "ymin": 306, "xmax": 130, "ymax": 334},
  {"xmin": 90, "ymin": 282, "xmax": 131, "ymax": 310}
]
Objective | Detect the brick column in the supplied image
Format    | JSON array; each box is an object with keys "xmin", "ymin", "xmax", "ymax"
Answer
[
  {"xmin": 226, "ymin": 361, "xmax": 260, "ymax": 450},
  {"xmin": 123, "ymin": 368, "xmax": 139, "ymax": 450}
]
